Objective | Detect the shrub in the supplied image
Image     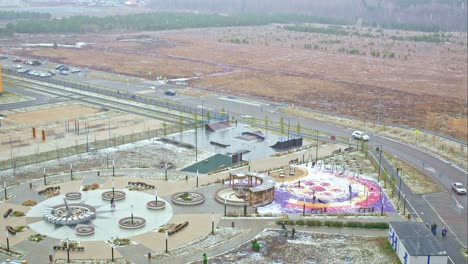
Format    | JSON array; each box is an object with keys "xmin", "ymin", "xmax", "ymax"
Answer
[
  {"xmin": 12, "ymin": 211, "xmax": 25, "ymax": 217},
  {"xmin": 28, "ymin": 234, "xmax": 46, "ymax": 242},
  {"xmin": 22, "ymin": 200, "xmax": 37, "ymax": 206},
  {"xmin": 363, "ymin": 222, "xmax": 389, "ymax": 229},
  {"xmin": 296, "ymin": 219, "xmax": 305, "ymax": 226},
  {"xmin": 324, "ymin": 221, "xmax": 343, "ymax": 227},
  {"xmin": 345, "ymin": 221, "xmax": 364, "ymax": 228},
  {"xmin": 306, "ymin": 220, "xmax": 322, "ymax": 227},
  {"xmin": 251, "ymin": 239, "xmax": 261, "ymax": 252},
  {"xmin": 276, "ymin": 219, "xmax": 294, "ymax": 226},
  {"xmin": 14, "ymin": 226, "xmax": 26, "ymax": 232}
]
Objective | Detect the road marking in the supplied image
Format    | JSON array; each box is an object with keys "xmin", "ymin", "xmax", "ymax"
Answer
[
  {"xmin": 135, "ymin": 90, "xmax": 156, "ymax": 94},
  {"xmin": 425, "ymin": 166, "xmax": 436, "ymax": 173},
  {"xmin": 219, "ymin": 97, "xmax": 268, "ymax": 106}
]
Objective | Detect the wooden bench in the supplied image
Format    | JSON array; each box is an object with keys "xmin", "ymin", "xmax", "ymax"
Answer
[
  {"xmin": 38, "ymin": 186, "xmax": 60, "ymax": 195},
  {"xmin": 3, "ymin": 208, "xmax": 12, "ymax": 218},
  {"xmin": 358, "ymin": 207, "xmax": 374, "ymax": 213},
  {"xmin": 168, "ymin": 221, "xmax": 189, "ymax": 236},
  {"xmin": 53, "ymin": 245, "xmax": 85, "ymax": 251},
  {"xmin": 6, "ymin": 225, "xmax": 16, "ymax": 235},
  {"xmin": 128, "ymin": 181, "xmax": 155, "ymax": 189}
]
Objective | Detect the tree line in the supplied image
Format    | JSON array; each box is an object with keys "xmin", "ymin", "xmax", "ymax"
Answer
[
  {"xmin": 0, "ymin": 10, "xmax": 51, "ymax": 20},
  {"xmin": 0, "ymin": 12, "xmax": 350, "ymax": 36}
]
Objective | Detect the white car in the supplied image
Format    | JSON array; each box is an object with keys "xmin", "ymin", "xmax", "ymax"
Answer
[
  {"xmin": 451, "ymin": 182, "xmax": 466, "ymax": 195},
  {"xmin": 352, "ymin": 131, "xmax": 369, "ymax": 141},
  {"xmin": 13, "ymin": 64, "xmax": 22, "ymax": 69}
]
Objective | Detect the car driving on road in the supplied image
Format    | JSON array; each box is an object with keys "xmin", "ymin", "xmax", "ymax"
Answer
[
  {"xmin": 451, "ymin": 182, "xmax": 466, "ymax": 195},
  {"xmin": 352, "ymin": 131, "xmax": 369, "ymax": 141}
]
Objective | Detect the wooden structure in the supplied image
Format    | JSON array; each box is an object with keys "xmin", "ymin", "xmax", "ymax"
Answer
[{"xmin": 228, "ymin": 172, "xmax": 276, "ymax": 206}]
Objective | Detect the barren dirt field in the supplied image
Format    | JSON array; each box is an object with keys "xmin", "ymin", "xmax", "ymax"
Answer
[{"xmin": 4, "ymin": 24, "xmax": 467, "ymax": 139}]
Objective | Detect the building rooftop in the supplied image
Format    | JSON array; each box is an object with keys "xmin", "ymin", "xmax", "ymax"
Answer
[{"xmin": 390, "ymin": 221, "xmax": 447, "ymax": 256}]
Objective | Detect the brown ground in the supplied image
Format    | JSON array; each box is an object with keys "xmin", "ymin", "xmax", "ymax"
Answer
[{"xmin": 4, "ymin": 25, "xmax": 467, "ymax": 139}]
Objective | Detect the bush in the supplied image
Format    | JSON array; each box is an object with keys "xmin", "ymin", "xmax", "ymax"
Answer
[
  {"xmin": 276, "ymin": 219, "xmax": 294, "ymax": 226},
  {"xmin": 22, "ymin": 200, "xmax": 37, "ymax": 206},
  {"xmin": 295, "ymin": 219, "xmax": 305, "ymax": 226},
  {"xmin": 12, "ymin": 211, "xmax": 25, "ymax": 217},
  {"xmin": 345, "ymin": 221, "xmax": 364, "ymax": 228},
  {"xmin": 306, "ymin": 220, "xmax": 322, "ymax": 227},
  {"xmin": 324, "ymin": 221, "xmax": 343, "ymax": 228},
  {"xmin": 363, "ymin": 222, "xmax": 389, "ymax": 229},
  {"xmin": 251, "ymin": 239, "xmax": 261, "ymax": 252}
]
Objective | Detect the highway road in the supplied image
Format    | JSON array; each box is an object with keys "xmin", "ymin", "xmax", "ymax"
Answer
[{"xmin": 1, "ymin": 62, "xmax": 466, "ymax": 263}]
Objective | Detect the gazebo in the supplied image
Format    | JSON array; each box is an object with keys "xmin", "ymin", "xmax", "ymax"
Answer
[{"xmin": 227, "ymin": 172, "xmax": 276, "ymax": 206}]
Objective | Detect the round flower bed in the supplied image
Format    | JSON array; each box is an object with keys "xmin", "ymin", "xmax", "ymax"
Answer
[
  {"xmin": 22, "ymin": 200, "xmax": 37, "ymax": 206},
  {"xmin": 101, "ymin": 190, "xmax": 126, "ymax": 201},
  {"xmin": 75, "ymin": 225, "xmax": 95, "ymax": 236},
  {"xmin": 65, "ymin": 192, "xmax": 82, "ymax": 200},
  {"xmin": 146, "ymin": 200, "xmax": 166, "ymax": 210},
  {"xmin": 171, "ymin": 192, "xmax": 205, "ymax": 206},
  {"xmin": 118, "ymin": 217, "xmax": 146, "ymax": 229}
]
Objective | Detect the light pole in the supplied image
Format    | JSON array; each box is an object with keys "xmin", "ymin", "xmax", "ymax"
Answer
[
  {"xmin": 43, "ymin": 167, "xmax": 47, "ymax": 185},
  {"xmin": 211, "ymin": 212, "xmax": 214, "ymax": 235},
  {"xmin": 155, "ymin": 188, "xmax": 158, "ymax": 204},
  {"xmin": 224, "ymin": 196, "xmax": 227, "ymax": 216},
  {"xmin": 131, "ymin": 205, "xmax": 134, "ymax": 224},
  {"xmin": 3, "ymin": 181, "xmax": 7, "ymax": 200},
  {"xmin": 302, "ymin": 194, "xmax": 306, "ymax": 216},
  {"xmin": 165, "ymin": 230, "xmax": 168, "ymax": 253},
  {"xmin": 5, "ymin": 228, "xmax": 9, "ymax": 252},
  {"xmin": 66, "ymin": 238, "xmax": 70, "ymax": 263},
  {"xmin": 248, "ymin": 159, "xmax": 251, "ymax": 172},
  {"xmin": 165, "ymin": 162, "xmax": 168, "ymax": 181},
  {"xmin": 403, "ymin": 194, "xmax": 407, "ymax": 216},
  {"xmin": 112, "ymin": 179, "xmax": 115, "ymax": 198},
  {"xmin": 315, "ymin": 130, "xmax": 319, "ymax": 163},
  {"xmin": 112, "ymin": 160, "xmax": 115, "ymax": 176},
  {"xmin": 375, "ymin": 145, "xmax": 383, "ymax": 182},
  {"xmin": 70, "ymin": 163, "xmax": 73, "ymax": 180},
  {"xmin": 397, "ymin": 168, "xmax": 402, "ymax": 203},
  {"xmin": 110, "ymin": 237, "xmax": 115, "ymax": 262}
]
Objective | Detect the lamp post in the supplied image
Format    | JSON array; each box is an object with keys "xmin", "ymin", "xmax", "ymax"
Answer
[
  {"xmin": 248, "ymin": 159, "xmax": 251, "ymax": 172},
  {"xmin": 5, "ymin": 228, "xmax": 9, "ymax": 252},
  {"xmin": 211, "ymin": 212, "xmax": 214, "ymax": 235},
  {"xmin": 155, "ymin": 188, "xmax": 158, "ymax": 204},
  {"xmin": 43, "ymin": 167, "xmax": 47, "ymax": 185},
  {"xmin": 403, "ymin": 194, "xmax": 407, "ymax": 216},
  {"xmin": 165, "ymin": 162, "xmax": 168, "ymax": 181},
  {"xmin": 110, "ymin": 237, "xmax": 115, "ymax": 262},
  {"xmin": 112, "ymin": 178, "xmax": 115, "ymax": 198},
  {"xmin": 131, "ymin": 205, "xmax": 134, "ymax": 224},
  {"xmin": 302, "ymin": 195, "xmax": 306, "ymax": 216},
  {"xmin": 315, "ymin": 130, "xmax": 319, "ymax": 163},
  {"xmin": 224, "ymin": 196, "xmax": 227, "ymax": 216},
  {"xmin": 112, "ymin": 160, "xmax": 115, "ymax": 176},
  {"xmin": 397, "ymin": 168, "xmax": 402, "ymax": 203},
  {"xmin": 66, "ymin": 238, "xmax": 70, "ymax": 263},
  {"xmin": 3, "ymin": 181, "xmax": 7, "ymax": 200},
  {"xmin": 165, "ymin": 230, "xmax": 169, "ymax": 253},
  {"xmin": 375, "ymin": 145, "xmax": 383, "ymax": 182},
  {"xmin": 70, "ymin": 163, "xmax": 73, "ymax": 181}
]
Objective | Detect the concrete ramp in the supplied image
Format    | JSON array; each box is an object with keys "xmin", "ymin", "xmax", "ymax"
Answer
[{"xmin": 205, "ymin": 121, "xmax": 231, "ymax": 132}]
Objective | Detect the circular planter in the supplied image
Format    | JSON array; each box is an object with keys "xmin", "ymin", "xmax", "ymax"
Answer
[
  {"xmin": 171, "ymin": 192, "xmax": 205, "ymax": 206},
  {"xmin": 65, "ymin": 192, "xmax": 82, "ymax": 200},
  {"xmin": 75, "ymin": 225, "xmax": 95, "ymax": 236},
  {"xmin": 146, "ymin": 200, "xmax": 166, "ymax": 210},
  {"xmin": 119, "ymin": 217, "xmax": 146, "ymax": 229},
  {"xmin": 102, "ymin": 190, "xmax": 126, "ymax": 201}
]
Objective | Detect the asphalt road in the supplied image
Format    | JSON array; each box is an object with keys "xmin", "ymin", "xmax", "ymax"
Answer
[{"xmin": 1, "ymin": 62, "xmax": 466, "ymax": 263}]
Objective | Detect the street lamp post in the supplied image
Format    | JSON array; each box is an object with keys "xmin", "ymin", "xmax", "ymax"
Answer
[
  {"xmin": 5, "ymin": 228, "xmax": 9, "ymax": 252},
  {"xmin": 66, "ymin": 238, "xmax": 70, "ymax": 263},
  {"xmin": 376, "ymin": 145, "xmax": 383, "ymax": 182},
  {"xmin": 112, "ymin": 179, "xmax": 115, "ymax": 198},
  {"xmin": 3, "ymin": 181, "xmax": 7, "ymax": 200},
  {"xmin": 165, "ymin": 163, "xmax": 168, "ymax": 181},
  {"xmin": 70, "ymin": 164, "xmax": 73, "ymax": 181},
  {"xmin": 155, "ymin": 188, "xmax": 158, "ymax": 204},
  {"xmin": 302, "ymin": 195, "xmax": 306, "ymax": 216},
  {"xmin": 211, "ymin": 212, "xmax": 214, "ymax": 235},
  {"xmin": 315, "ymin": 130, "xmax": 319, "ymax": 163},
  {"xmin": 397, "ymin": 168, "xmax": 402, "ymax": 203},
  {"xmin": 110, "ymin": 237, "xmax": 115, "ymax": 262},
  {"xmin": 165, "ymin": 230, "xmax": 169, "ymax": 253},
  {"xmin": 112, "ymin": 160, "xmax": 115, "ymax": 176},
  {"xmin": 224, "ymin": 196, "xmax": 227, "ymax": 216},
  {"xmin": 403, "ymin": 194, "xmax": 407, "ymax": 216},
  {"xmin": 131, "ymin": 205, "xmax": 134, "ymax": 224},
  {"xmin": 43, "ymin": 167, "xmax": 47, "ymax": 185}
]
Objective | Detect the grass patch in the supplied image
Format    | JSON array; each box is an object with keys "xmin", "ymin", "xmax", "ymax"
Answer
[
  {"xmin": 384, "ymin": 153, "xmax": 440, "ymax": 194},
  {"xmin": 376, "ymin": 237, "xmax": 402, "ymax": 264}
]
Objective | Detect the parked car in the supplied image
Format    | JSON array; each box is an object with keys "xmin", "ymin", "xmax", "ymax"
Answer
[
  {"xmin": 56, "ymin": 65, "xmax": 69, "ymax": 72},
  {"xmin": 0, "ymin": 55, "xmax": 8, "ymax": 59},
  {"xmin": 164, "ymin": 90, "xmax": 176, "ymax": 96},
  {"xmin": 59, "ymin": 70, "xmax": 69, "ymax": 75},
  {"xmin": 17, "ymin": 69, "xmax": 30, "ymax": 73},
  {"xmin": 48, "ymin": 71, "xmax": 56, "ymax": 76},
  {"xmin": 12, "ymin": 58, "xmax": 23, "ymax": 63},
  {"xmin": 13, "ymin": 64, "xmax": 22, "ymax": 69},
  {"xmin": 451, "ymin": 182, "xmax": 466, "ymax": 195},
  {"xmin": 71, "ymin": 68, "xmax": 81, "ymax": 73},
  {"xmin": 352, "ymin": 131, "xmax": 369, "ymax": 141}
]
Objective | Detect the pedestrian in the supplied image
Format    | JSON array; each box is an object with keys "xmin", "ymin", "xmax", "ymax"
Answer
[
  {"xmin": 291, "ymin": 227, "xmax": 296, "ymax": 238},
  {"xmin": 442, "ymin": 227, "xmax": 447, "ymax": 238},
  {"xmin": 203, "ymin": 253, "xmax": 207, "ymax": 264},
  {"xmin": 110, "ymin": 198, "xmax": 114, "ymax": 208},
  {"xmin": 281, "ymin": 221, "xmax": 286, "ymax": 230},
  {"xmin": 312, "ymin": 195, "xmax": 316, "ymax": 204}
]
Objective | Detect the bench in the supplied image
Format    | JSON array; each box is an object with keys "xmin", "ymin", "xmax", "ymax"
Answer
[
  {"xmin": 358, "ymin": 207, "xmax": 374, "ymax": 213},
  {"xmin": 311, "ymin": 208, "xmax": 327, "ymax": 214},
  {"xmin": 38, "ymin": 186, "xmax": 60, "ymax": 195},
  {"xmin": 128, "ymin": 181, "xmax": 155, "ymax": 189},
  {"xmin": 168, "ymin": 221, "xmax": 189, "ymax": 236},
  {"xmin": 53, "ymin": 245, "xmax": 85, "ymax": 251},
  {"xmin": 6, "ymin": 225, "xmax": 16, "ymax": 235},
  {"xmin": 3, "ymin": 208, "xmax": 12, "ymax": 218}
]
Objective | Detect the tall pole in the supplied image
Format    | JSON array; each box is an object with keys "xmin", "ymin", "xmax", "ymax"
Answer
[
  {"xmin": 131, "ymin": 205, "xmax": 134, "ymax": 224},
  {"xmin": 195, "ymin": 123, "xmax": 198, "ymax": 162},
  {"xmin": 224, "ymin": 196, "xmax": 227, "ymax": 216},
  {"xmin": 398, "ymin": 168, "xmax": 402, "ymax": 203},
  {"xmin": 302, "ymin": 195, "xmax": 306, "ymax": 216},
  {"xmin": 112, "ymin": 160, "xmax": 115, "ymax": 176},
  {"xmin": 196, "ymin": 170, "xmax": 199, "ymax": 188},
  {"xmin": 3, "ymin": 181, "xmax": 6, "ymax": 200},
  {"xmin": 155, "ymin": 188, "xmax": 158, "ymax": 204},
  {"xmin": 66, "ymin": 238, "xmax": 70, "ymax": 263},
  {"xmin": 165, "ymin": 230, "xmax": 168, "ymax": 253},
  {"xmin": 43, "ymin": 167, "xmax": 47, "ymax": 185},
  {"xmin": 5, "ymin": 228, "xmax": 9, "ymax": 252},
  {"xmin": 112, "ymin": 179, "xmax": 115, "ymax": 198},
  {"xmin": 201, "ymin": 100, "xmax": 204, "ymax": 124},
  {"xmin": 211, "ymin": 212, "xmax": 214, "ymax": 235},
  {"xmin": 315, "ymin": 130, "xmax": 319, "ymax": 163},
  {"xmin": 403, "ymin": 194, "xmax": 407, "ymax": 216},
  {"xmin": 70, "ymin": 163, "xmax": 73, "ymax": 180},
  {"xmin": 248, "ymin": 159, "xmax": 251, "ymax": 172},
  {"xmin": 111, "ymin": 237, "xmax": 114, "ymax": 262},
  {"xmin": 377, "ymin": 145, "xmax": 382, "ymax": 182},
  {"xmin": 165, "ymin": 163, "xmax": 168, "ymax": 181},
  {"xmin": 86, "ymin": 133, "xmax": 89, "ymax": 152}
]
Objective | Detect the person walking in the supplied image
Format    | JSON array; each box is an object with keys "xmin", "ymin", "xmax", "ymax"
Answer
[
  {"xmin": 442, "ymin": 227, "xmax": 447, "ymax": 238},
  {"xmin": 203, "ymin": 253, "xmax": 207, "ymax": 264}
]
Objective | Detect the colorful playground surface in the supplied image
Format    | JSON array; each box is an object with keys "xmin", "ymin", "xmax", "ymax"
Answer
[{"xmin": 258, "ymin": 164, "xmax": 395, "ymax": 214}]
